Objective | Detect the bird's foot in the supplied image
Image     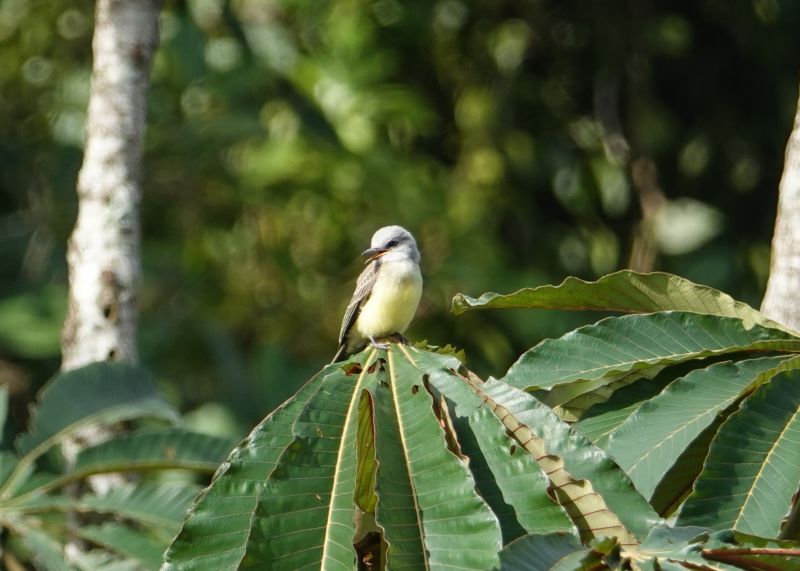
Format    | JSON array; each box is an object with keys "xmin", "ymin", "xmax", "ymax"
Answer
[
  {"xmin": 369, "ymin": 336, "xmax": 391, "ymax": 351},
  {"xmin": 388, "ymin": 333, "xmax": 409, "ymax": 345}
]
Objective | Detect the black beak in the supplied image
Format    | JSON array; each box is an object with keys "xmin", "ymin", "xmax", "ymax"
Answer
[{"xmin": 362, "ymin": 247, "xmax": 388, "ymax": 263}]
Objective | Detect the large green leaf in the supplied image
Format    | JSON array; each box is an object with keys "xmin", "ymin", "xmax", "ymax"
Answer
[
  {"xmin": 368, "ymin": 350, "xmax": 503, "ymax": 569},
  {"xmin": 162, "ymin": 367, "xmax": 330, "ymax": 570},
  {"xmin": 240, "ymin": 354, "xmax": 377, "ymax": 569},
  {"xmin": 17, "ymin": 362, "xmax": 177, "ymax": 455},
  {"xmin": 18, "ymin": 524, "xmax": 73, "ymax": 571},
  {"xmin": 2, "ymin": 362, "xmax": 178, "ymax": 500},
  {"xmin": 80, "ymin": 522, "xmax": 166, "ymax": 571},
  {"xmin": 501, "ymin": 312, "xmax": 800, "ymax": 407},
  {"xmin": 74, "ymin": 429, "xmax": 234, "ymax": 477},
  {"xmin": 452, "ymin": 271, "xmax": 785, "ymax": 332},
  {"xmin": 416, "ymin": 352, "xmax": 576, "ymax": 542},
  {"xmin": 14, "ymin": 482, "xmax": 201, "ymax": 537},
  {"xmin": 478, "ymin": 378, "xmax": 659, "ymax": 544},
  {"xmin": 678, "ymin": 368, "xmax": 800, "ymax": 537},
  {"xmin": 573, "ymin": 369, "xmax": 678, "ymax": 447},
  {"xmin": 605, "ymin": 355, "xmax": 798, "ymax": 499}
]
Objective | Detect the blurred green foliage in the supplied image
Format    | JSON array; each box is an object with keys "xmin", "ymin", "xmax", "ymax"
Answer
[{"xmin": 1, "ymin": 0, "xmax": 799, "ymax": 435}]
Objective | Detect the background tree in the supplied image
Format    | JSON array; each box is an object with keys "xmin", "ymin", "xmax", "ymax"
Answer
[
  {"xmin": 61, "ymin": 0, "xmax": 161, "ymax": 370},
  {"xmin": 761, "ymin": 87, "xmax": 800, "ymax": 330}
]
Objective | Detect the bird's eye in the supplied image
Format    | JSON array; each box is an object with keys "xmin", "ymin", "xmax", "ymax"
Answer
[{"xmin": 385, "ymin": 240, "xmax": 398, "ymax": 248}]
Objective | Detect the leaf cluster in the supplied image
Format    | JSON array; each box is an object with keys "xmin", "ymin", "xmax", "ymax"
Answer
[
  {"xmin": 0, "ymin": 362, "xmax": 235, "ymax": 570},
  {"xmin": 163, "ymin": 271, "xmax": 800, "ymax": 569}
]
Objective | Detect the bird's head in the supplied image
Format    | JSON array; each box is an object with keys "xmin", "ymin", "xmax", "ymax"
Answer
[{"xmin": 362, "ymin": 225, "xmax": 420, "ymax": 264}]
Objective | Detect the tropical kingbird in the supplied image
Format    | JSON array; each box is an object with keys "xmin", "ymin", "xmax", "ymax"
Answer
[{"xmin": 332, "ymin": 226, "xmax": 422, "ymax": 362}]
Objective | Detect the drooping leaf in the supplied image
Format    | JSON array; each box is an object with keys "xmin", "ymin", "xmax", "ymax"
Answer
[
  {"xmin": 479, "ymin": 377, "xmax": 659, "ymax": 544},
  {"xmin": 678, "ymin": 368, "xmax": 800, "ymax": 537},
  {"xmin": 17, "ymin": 362, "xmax": 177, "ymax": 456},
  {"xmin": 606, "ymin": 355, "xmax": 798, "ymax": 499},
  {"xmin": 502, "ymin": 312, "xmax": 800, "ymax": 408},
  {"xmin": 162, "ymin": 367, "xmax": 330, "ymax": 570},
  {"xmin": 2, "ymin": 362, "xmax": 178, "ymax": 501},
  {"xmin": 240, "ymin": 354, "xmax": 378, "ymax": 570},
  {"xmin": 452, "ymin": 271, "xmax": 785, "ymax": 332},
  {"xmin": 367, "ymin": 350, "xmax": 502, "ymax": 570},
  {"xmin": 416, "ymin": 351, "xmax": 576, "ymax": 542},
  {"xmin": 15, "ymin": 482, "xmax": 201, "ymax": 536},
  {"xmin": 19, "ymin": 524, "xmax": 73, "ymax": 571},
  {"xmin": 80, "ymin": 522, "xmax": 166, "ymax": 571},
  {"xmin": 72, "ymin": 428, "xmax": 234, "ymax": 477}
]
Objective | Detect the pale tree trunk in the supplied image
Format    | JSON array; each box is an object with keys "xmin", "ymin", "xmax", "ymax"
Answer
[
  {"xmin": 761, "ymin": 87, "xmax": 800, "ymax": 331},
  {"xmin": 60, "ymin": 1, "xmax": 161, "ymax": 559},
  {"xmin": 62, "ymin": 0, "xmax": 161, "ymax": 370}
]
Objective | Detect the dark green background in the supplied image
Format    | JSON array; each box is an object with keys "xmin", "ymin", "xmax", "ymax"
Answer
[{"xmin": 2, "ymin": 0, "xmax": 798, "ymax": 436}]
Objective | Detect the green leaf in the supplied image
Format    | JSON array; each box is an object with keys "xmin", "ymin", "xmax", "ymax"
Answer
[
  {"xmin": 367, "ymin": 350, "xmax": 501, "ymax": 570},
  {"xmin": 496, "ymin": 532, "xmax": 585, "ymax": 571},
  {"xmin": 502, "ymin": 312, "xmax": 800, "ymax": 407},
  {"xmin": 417, "ymin": 352, "xmax": 577, "ymax": 542},
  {"xmin": 163, "ymin": 367, "xmax": 329, "ymax": 570},
  {"xmin": 80, "ymin": 522, "xmax": 166, "ymax": 571},
  {"xmin": 606, "ymin": 355, "xmax": 797, "ymax": 499},
  {"xmin": 479, "ymin": 378, "xmax": 659, "ymax": 544},
  {"xmin": 240, "ymin": 354, "xmax": 377, "ymax": 570},
  {"xmin": 17, "ymin": 362, "xmax": 177, "ymax": 456},
  {"xmin": 15, "ymin": 482, "xmax": 201, "ymax": 536},
  {"xmin": 18, "ymin": 524, "xmax": 73, "ymax": 571},
  {"xmin": 573, "ymin": 368, "xmax": 677, "ymax": 447},
  {"xmin": 73, "ymin": 428, "xmax": 233, "ymax": 476},
  {"xmin": 354, "ymin": 390, "xmax": 377, "ymax": 514},
  {"xmin": 452, "ymin": 271, "xmax": 785, "ymax": 332},
  {"xmin": 3, "ymin": 362, "xmax": 177, "ymax": 500},
  {"xmin": 678, "ymin": 368, "xmax": 800, "ymax": 537}
]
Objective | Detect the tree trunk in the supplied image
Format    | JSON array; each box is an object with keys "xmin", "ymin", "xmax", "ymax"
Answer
[
  {"xmin": 60, "ymin": 4, "xmax": 161, "ymax": 560},
  {"xmin": 61, "ymin": 0, "xmax": 161, "ymax": 370},
  {"xmin": 761, "ymin": 87, "xmax": 800, "ymax": 331}
]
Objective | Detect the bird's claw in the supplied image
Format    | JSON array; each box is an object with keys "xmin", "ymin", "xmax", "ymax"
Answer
[{"xmin": 369, "ymin": 336, "xmax": 391, "ymax": 351}]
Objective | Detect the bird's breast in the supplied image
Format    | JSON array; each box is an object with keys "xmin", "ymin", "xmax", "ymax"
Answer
[{"xmin": 355, "ymin": 260, "xmax": 422, "ymax": 339}]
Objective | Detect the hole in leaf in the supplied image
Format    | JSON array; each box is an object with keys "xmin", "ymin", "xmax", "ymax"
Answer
[
  {"xmin": 411, "ymin": 384, "xmax": 419, "ymax": 394},
  {"xmin": 343, "ymin": 363, "xmax": 363, "ymax": 376}
]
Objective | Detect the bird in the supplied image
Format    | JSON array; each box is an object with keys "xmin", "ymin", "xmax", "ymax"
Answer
[{"xmin": 332, "ymin": 225, "xmax": 423, "ymax": 362}]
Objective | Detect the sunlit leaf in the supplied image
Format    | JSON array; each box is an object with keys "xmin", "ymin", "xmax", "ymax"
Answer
[
  {"xmin": 452, "ymin": 271, "xmax": 785, "ymax": 333},
  {"xmin": 606, "ymin": 355, "xmax": 798, "ymax": 499},
  {"xmin": 678, "ymin": 368, "xmax": 800, "ymax": 537},
  {"xmin": 163, "ymin": 366, "xmax": 330, "ymax": 570},
  {"xmin": 501, "ymin": 312, "xmax": 800, "ymax": 407}
]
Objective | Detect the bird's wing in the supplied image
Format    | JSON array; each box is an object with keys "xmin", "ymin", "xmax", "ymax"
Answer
[{"xmin": 338, "ymin": 261, "xmax": 380, "ymax": 347}]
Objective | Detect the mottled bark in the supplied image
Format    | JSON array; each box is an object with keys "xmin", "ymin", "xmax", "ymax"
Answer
[
  {"xmin": 60, "ymin": 3, "xmax": 161, "ymax": 559},
  {"xmin": 61, "ymin": 0, "xmax": 161, "ymax": 370},
  {"xmin": 761, "ymin": 88, "xmax": 800, "ymax": 331}
]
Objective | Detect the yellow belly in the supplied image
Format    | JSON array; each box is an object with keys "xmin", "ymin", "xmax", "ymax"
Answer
[{"xmin": 354, "ymin": 260, "xmax": 422, "ymax": 342}]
